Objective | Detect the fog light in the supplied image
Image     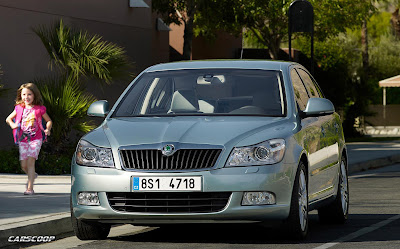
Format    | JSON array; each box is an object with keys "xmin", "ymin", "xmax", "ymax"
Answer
[
  {"xmin": 77, "ymin": 192, "xmax": 100, "ymax": 206},
  {"xmin": 242, "ymin": 192, "xmax": 276, "ymax": 206}
]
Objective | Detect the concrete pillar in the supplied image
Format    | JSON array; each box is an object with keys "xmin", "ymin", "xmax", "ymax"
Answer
[{"xmin": 383, "ymin": 87, "xmax": 386, "ymax": 106}]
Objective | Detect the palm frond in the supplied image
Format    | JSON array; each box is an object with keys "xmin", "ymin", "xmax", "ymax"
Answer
[
  {"xmin": 32, "ymin": 20, "xmax": 72, "ymax": 71},
  {"xmin": 33, "ymin": 19, "xmax": 131, "ymax": 84},
  {"xmin": 35, "ymin": 75, "xmax": 97, "ymax": 144}
]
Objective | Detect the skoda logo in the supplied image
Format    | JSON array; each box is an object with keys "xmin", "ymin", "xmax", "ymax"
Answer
[{"xmin": 162, "ymin": 144, "xmax": 176, "ymax": 156}]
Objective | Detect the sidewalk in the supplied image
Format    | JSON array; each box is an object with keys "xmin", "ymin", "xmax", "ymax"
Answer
[
  {"xmin": 0, "ymin": 175, "xmax": 71, "ymax": 248},
  {"xmin": 346, "ymin": 141, "xmax": 400, "ymax": 173},
  {"xmin": 1, "ymin": 141, "xmax": 400, "ymax": 247}
]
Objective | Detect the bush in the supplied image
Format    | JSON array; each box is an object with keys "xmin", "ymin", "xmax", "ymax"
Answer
[
  {"xmin": 0, "ymin": 145, "xmax": 73, "ymax": 175},
  {"xmin": 36, "ymin": 149, "xmax": 73, "ymax": 175},
  {"xmin": 0, "ymin": 148, "xmax": 21, "ymax": 174}
]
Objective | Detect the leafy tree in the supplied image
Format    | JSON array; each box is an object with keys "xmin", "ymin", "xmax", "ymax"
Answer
[
  {"xmin": 239, "ymin": 0, "xmax": 375, "ymax": 59},
  {"xmin": 153, "ymin": 0, "xmax": 375, "ymax": 61},
  {"xmin": 295, "ymin": 8, "xmax": 400, "ymax": 136},
  {"xmin": 152, "ymin": 0, "xmax": 198, "ymax": 60},
  {"xmin": 296, "ymin": 33, "xmax": 374, "ymax": 136},
  {"xmin": 368, "ymin": 33, "xmax": 400, "ymax": 104},
  {"xmin": 152, "ymin": 0, "xmax": 244, "ymax": 60}
]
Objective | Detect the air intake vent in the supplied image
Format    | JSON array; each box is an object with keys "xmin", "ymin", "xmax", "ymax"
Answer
[
  {"xmin": 107, "ymin": 192, "xmax": 231, "ymax": 213},
  {"xmin": 120, "ymin": 149, "xmax": 221, "ymax": 170}
]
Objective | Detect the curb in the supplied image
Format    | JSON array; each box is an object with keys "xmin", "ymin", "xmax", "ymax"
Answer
[
  {"xmin": 349, "ymin": 154, "xmax": 400, "ymax": 174},
  {"xmin": 0, "ymin": 213, "xmax": 71, "ymax": 248}
]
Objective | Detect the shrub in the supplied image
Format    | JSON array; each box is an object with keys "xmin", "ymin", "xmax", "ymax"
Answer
[{"xmin": 0, "ymin": 146, "xmax": 73, "ymax": 175}]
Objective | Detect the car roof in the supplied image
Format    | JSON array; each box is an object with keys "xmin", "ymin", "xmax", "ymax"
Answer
[{"xmin": 145, "ymin": 60, "xmax": 299, "ymax": 72}]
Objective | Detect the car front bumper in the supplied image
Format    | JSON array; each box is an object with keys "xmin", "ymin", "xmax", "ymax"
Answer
[{"xmin": 71, "ymin": 161, "xmax": 295, "ymax": 224}]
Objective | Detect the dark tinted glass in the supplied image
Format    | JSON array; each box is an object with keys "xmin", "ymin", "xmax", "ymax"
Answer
[
  {"xmin": 297, "ymin": 69, "xmax": 322, "ymax": 98},
  {"xmin": 291, "ymin": 69, "xmax": 309, "ymax": 111}
]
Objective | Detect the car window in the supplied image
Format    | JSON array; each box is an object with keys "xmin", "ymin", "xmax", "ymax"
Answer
[
  {"xmin": 297, "ymin": 69, "xmax": 322, "ymax": 98},
  {"xmin": 113, "ymin": 69, "xmax": 286, "ymax": 117},
  {"xmin": 291, "ymin": 69, "xmax": 309, "ymax": 111}
]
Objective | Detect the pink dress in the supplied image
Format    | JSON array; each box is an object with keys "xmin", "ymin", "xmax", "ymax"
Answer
[{"xmin": 17, "ymin": 106, "xmax": 46, "ymax": 161}]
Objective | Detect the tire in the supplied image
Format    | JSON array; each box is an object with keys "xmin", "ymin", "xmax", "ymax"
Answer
[
  {"xmin": 285, "ymin": 161, "xmax": 309, "ymax": 240},
  {"xmin": 70, "ymin": 196, "xmax": 111, "ymax": 240},
  {"xmin": 318, "ymin": 155, "xmax": 349, "ymax": 224}
]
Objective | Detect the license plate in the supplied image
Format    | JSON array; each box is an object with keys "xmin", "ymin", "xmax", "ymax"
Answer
[{"xmin": 132, "ymin": 176, "xmax": 202, "ymax": 191}]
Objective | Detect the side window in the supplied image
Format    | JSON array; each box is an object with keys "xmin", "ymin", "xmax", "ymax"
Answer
[
  {"xmin": 297, "ymin": 69, "xmax": 322, "ymax": 98},
  {"xmin": 291, "ymin": 69, "xmax": 309, "ymax": 111}
]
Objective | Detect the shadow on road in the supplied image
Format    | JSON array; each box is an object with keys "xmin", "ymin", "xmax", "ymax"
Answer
[
  {"xmin": 104, "ymin": 214, "xmax": 400, "ymax": 245},
  {"xmin": 108, "ymin": 213, "xmax": 400, "ymax": 245}
]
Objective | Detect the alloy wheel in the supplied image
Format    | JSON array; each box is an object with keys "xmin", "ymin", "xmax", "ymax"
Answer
[
  {"xmin": 340, "ymin": 161, "xmax": 349, "ymax": 215},
  {"xmin": 298, "ymin": 170, "xmax": 308, "ymax": 231}
]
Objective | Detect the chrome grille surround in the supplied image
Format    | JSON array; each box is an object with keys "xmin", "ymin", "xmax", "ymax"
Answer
[
  {"xmin": 119, "ymin": 143, "xmax": 223, "ymax": 171},
  {"xmin": 107, "ymin": 192, "xmax": 232, "ymax": 213}
]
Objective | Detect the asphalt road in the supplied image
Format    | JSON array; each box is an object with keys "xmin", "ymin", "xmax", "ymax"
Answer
[{"xmin": 26, "ymin": 164, "xmax": 400, "ymax": 249}]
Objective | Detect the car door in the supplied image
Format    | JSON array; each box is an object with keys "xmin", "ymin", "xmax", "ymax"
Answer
[
  {"xmin": 291, "ymin": 68, "xmax": 326, "ymax": 201},
  {"xmin": 296, "ymin": 68, "xmax": 339, "ymax": 201}
]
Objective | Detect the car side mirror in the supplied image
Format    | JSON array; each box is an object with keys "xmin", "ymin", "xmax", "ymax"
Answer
[
  {"xmin": 87, "ymin": 100, "xmax": 109, "ymax": 117},
  {"xmin": 300, "ymin": 98, "xmax": 335, "ymax": 118}
]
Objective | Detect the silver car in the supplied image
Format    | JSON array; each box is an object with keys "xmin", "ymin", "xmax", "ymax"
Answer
[{"xmin": 71, "ymin": 60, "xmax": 348, "ymax": 240}]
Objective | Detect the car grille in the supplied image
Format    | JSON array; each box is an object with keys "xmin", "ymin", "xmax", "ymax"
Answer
[
  {"xmin": 120, "ymin": 149, "xmax": 222, "ymax": 170},
  {"xmin": 107, "ymin": 192, "xmax": 231, "ymax": 213}
]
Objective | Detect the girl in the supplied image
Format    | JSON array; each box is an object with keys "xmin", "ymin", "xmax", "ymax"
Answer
[{"xmin": 5, "ymin": 83, "xmax": 52, "ymax": 195}]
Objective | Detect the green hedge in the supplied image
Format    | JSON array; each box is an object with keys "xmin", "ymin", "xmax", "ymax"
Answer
[{"xmin": 0, "ymin": 147, "xmax": 73, "ymax": 175}]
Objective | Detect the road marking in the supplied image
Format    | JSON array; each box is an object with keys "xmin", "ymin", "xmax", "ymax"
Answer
[
  {"xmin": 348, "ymin": 173, "xmax": 377, "ymax": 179},
  {"xmin": 313, "ymin": 214, "xmax": 400, "ymax": 249}
]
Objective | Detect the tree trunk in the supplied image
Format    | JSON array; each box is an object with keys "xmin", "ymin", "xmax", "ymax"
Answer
[
  {"xmin": 361, "ymin": 19, "xmax": 369, "ymax": 75},
  {"xmin": 182, "ymin": 0, "xmax": 195, "ymax": 60},
  {"xmin": 391, "ymin": 8, "xmax": 400, "ymax": 39},
  {"xmin": 182, "ymin": 19, "xmax": 194, "ymax": 60},
  {"xmin": 267, "ymin": 37, "xmax": 281, "ymax": 60}
]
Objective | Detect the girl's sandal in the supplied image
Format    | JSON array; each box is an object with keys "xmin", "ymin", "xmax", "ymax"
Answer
[{"xmin": 24, "ymin": 189, "xmax": 34, "ymax": 195}]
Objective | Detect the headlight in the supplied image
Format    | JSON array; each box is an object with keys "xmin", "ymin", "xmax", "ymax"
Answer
[
  {"xmin": 76, "ymin": 140, "xmax": 115, "ymax": 167},
  {"xmin": 226, "ymin": 139, "xmax": 285, "ymax": 167}
]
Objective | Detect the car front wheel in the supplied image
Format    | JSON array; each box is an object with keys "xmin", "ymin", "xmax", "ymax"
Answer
[
  {"xmin": 285, "ymin": 161, "xmax": 308, "ymax": 240},
  {"xmin": 70, "ymin": 197, "xmax": 111, "ymax": 240}
]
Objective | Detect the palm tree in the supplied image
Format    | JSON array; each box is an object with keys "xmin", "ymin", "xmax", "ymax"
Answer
[
  {"xmin": 36, "ymin": 75, "xmax": 97, "ymax": 150},
  {"xmin": 32, "ymin": 19, "xmax": 132, "ymax": 151},
  {"xmin": 32, "ymin": 19, "xmax": 131, "ymax": 84}
]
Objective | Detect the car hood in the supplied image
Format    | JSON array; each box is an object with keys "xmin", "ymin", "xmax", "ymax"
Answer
[{"xmin": 97, "ymin": 116, "xmax": 287, "ymax": 149}]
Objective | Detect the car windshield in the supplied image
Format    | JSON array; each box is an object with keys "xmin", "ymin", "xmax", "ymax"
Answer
[{"xmin": 113, "ymin": 69, "xmax": 286, "ymax": 117}]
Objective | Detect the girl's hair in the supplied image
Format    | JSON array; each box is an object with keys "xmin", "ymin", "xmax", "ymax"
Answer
[{"xmin": 15, "ymin": 83, "xmax": 44, "ymax": 106}]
